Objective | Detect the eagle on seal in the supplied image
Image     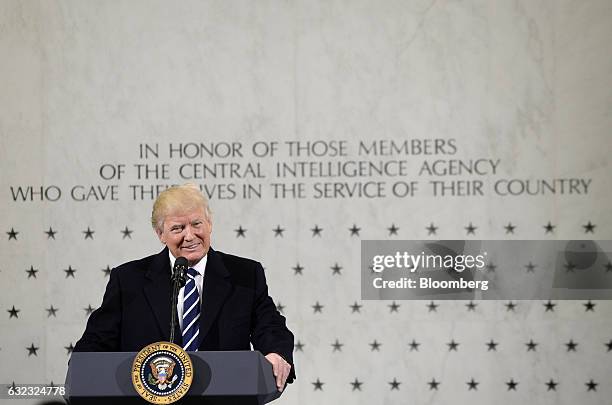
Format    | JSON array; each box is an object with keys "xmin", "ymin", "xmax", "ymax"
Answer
[{"xmin": 148, "ymin": 356, "xmax": 178, "ymax": 390}]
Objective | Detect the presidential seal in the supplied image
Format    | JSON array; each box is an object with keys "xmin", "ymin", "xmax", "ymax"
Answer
[{"xmin": 132, "ymin": 342, "xmax": 193, "ymax": 404}]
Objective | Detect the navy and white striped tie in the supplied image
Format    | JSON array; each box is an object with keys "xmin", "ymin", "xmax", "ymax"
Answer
[{"xmin": 182, "ymin": 268, "xmax": 200, "ymax": 351}]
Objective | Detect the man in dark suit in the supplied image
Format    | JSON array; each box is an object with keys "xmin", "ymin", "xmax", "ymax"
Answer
[{"xmin": 74, "ymin": 184, "xmax": 295, "ymax": 391}]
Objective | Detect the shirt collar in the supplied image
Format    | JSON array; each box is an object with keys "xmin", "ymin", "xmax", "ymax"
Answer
[{"xmin": 168, "ymin": 251, "xmax": 207, "ymax": 276}]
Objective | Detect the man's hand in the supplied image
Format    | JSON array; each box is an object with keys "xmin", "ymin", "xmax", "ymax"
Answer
[{"xmin": 265, "ymin": 353, "xmax": 291, "ymax": 392}]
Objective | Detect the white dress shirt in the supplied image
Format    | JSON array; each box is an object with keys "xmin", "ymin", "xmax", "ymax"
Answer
[{"xmin": 169, "ymin": 252, "xmax": 207, "ymax": 330}]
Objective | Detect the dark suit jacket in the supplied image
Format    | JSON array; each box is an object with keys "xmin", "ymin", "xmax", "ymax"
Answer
[{"xmin": 74, "ymin": 247, "xmax": 295, "ymax": 383}]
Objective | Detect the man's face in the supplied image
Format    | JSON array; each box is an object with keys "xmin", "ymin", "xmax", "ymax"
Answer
[{"xmin": 156, "ymin": 207, "xmax": 212, "ymax": 266}]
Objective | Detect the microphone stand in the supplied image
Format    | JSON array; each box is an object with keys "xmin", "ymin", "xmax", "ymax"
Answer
[{"xmin": 169, "ymin": 262, "xmax": 187, "ymax": 344}]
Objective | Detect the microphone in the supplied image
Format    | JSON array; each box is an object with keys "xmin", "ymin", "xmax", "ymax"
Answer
[
  {"xmin": 173, "ymin": 257, "xmax": 188, "ymax": 283},
  {"xmin": 169, "ymin": 257, "xmax": 188, "ymax": 344}
]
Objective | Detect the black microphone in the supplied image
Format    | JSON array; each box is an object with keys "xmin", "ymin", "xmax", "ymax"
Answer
[
  {"xmin": 173, "ymin": 257, "xmax": 188, "ymax": 281},
  {"xmin": 169, "ymin": 257, "xmax": 188, "ymax": 344}
]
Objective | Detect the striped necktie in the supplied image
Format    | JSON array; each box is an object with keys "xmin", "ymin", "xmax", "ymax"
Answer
[{"xmin": 182, "ymin": 268, "xmax": 201, "ymax": 351}]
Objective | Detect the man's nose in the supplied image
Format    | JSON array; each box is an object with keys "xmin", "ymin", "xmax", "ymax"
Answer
[{"xmin": 184, "ymin": 225, "xmax": 194, "ymax": 240}]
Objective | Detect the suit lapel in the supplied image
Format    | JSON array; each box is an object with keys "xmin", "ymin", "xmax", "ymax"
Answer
[
  {"xmin": 199, "ymin": 248, "xmax": 232, "ymax": 342},
  {"xmin": 143, "ymin": 248, "xmax": 179, "ymax": 342}
]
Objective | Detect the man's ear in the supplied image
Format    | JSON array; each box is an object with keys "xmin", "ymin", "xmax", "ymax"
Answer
[{"xmin": 155, "ymin": 227, "xmax": 165, "ymax": 244}]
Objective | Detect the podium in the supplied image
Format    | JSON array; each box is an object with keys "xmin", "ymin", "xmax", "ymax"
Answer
[{"xmin": 65, "ymin": 350, "xmax": 282, "ymax": 404}]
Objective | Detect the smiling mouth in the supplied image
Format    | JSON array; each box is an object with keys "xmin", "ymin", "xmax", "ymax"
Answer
[{"xmin": 182, "ymin": 243, "xmax": 200, "ymax": 250}]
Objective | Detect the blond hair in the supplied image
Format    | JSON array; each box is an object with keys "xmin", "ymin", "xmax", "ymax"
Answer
[{"xmin": 151, "ymin": 184, "xmax": 212, "ymax": 231}]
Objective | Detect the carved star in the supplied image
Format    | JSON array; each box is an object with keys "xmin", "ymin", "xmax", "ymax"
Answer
[
  {"xmin": 582, "ymin": 221, "xmax": 596, "ymax": 234},
  {"xmin": 7, "ymin": 306, "xmax": 20, "ymax": 319},
  {"xmin": 525, "ymin": 262, "xmax": 536, "ymax": 273},
  {"xmin": 427, "ymin": 301, "xmax": 438, "ymax": 312},
  {"xmin": 543, "ymin": 300, "xmax": 556, "ymax": 312},
  {"xmin": 546, "ymin": 379, "xmax": 558, "ymax": 391},
  {"xmin": 464, "ymin": 222, "xmax": 477, "ymax": 235},
  {"xmin": 234, "ymin": 225, "xmax": 246, "ymax": 238},
  {"xmin": 486, "ymin": 339, "xmax": 498, "ymax": 351},
  {"xmin": 312, "ymin": 378, "xmax": 324, "ymax": 391},
  {"xmin": 387, "ymin": 224, "xmax": 399, "ymax": 236},
  {"xmin": 294, "ymin": 341, "xmax": 304, "ymax": 352},
  {"xmin": 447, "ymin": 339, "xmax": 459, "ymax": 351},
  {"xmin": 583, "ymin": 300, "xmax": 596, "ymax": 312},
  {"xmin": 369, "ymin": 340, "xmax": 381, "ymax": 351},
  {"xmin": 585, "ymin": 379, "xmax": 598, "ymax": 392},
  {"xmin": 121, "ymin": 226, "xmax": 133, "ymax": 239},
  {"xmin": 64, "ymin": 266, "xmax": 76, "ymax": 278},
  {"xmin": 466, "ymin": 378, "xmax": 479, "ymax": 390},
  {"xmin": 350, "ymin": 301, "xmax": 362, "ymax": 313},
  {"xmin": 388, "ymin": 378, "xmax": 401, "ymax": 390},
  {"xmin": 504, "ymin": 222, "xmax": 516, "ymax": 234},
  {"xmin": 565, "ymin": 339, "xmax": 578, "ymax": 352},
  {"xmin": 44, "ymin": 227, "xmax": 57, "ymax": 239},
  {"xmin": 331, "ymin": 263, "xmax": 342, "ymax": 275},
  {"xmin": 292, "ymin": 263, "xmax": 304, "ymax": 275},
  {"xmin": 426, "ymin": 222, "xmax": 438, "ymax": 236},
  {"xmin": 525, "ymin": 339, "xmax": 538, "ymax": 351},
  {"xmin": 46, "ymin": 306, "xmax": 58, "ymax": 317},
  {"xmin": 6, "ymin": 228, "xmax": 18, "ymax": 240},
  {"xmin": 312, "ymin": 301, "xmax": 323, "ymax": 313},
  {"xmin": 102, "ymin": 265, "xmax": 111, "ymax": 277},
  {"xmin": 311, "ymin": 225, "xmax": 323, "ymax": 237},
  {"xmin": 27, "ymin": 343, "xmax": 39, "ymax": 356},
  {"xmin": 605, "ymin": 339, "xmax": 612, "ymax": 352},
  {"xmin": 486, "ymin": 262, "xmax": 497, "ymax": 272},
  {"xmin": 543, "ymin": 221, "xmax": 555, "ymax": 234},
  {"xmin": 506, "ymin": 379, "xmax": 518, "ymax": 391},
  {"xmin": 505, "ymin": 301, "xmax": 517, "ymax": 311},
  {"xmin": 564, "ymin": 261, "xmax": 576, "ymax": 272},
  {"xmin": 350, "ymin": 378, "xmax": 363, "ymax": 391},
  {"xmin": 388, "ymin": 301, "xmax": 400, "ymax": 313},
  {"xmin": 408, "ymin": 339, "xmax": 420, "ymax": 351},
  {"xmin": 331, "ymin": 339, "xmax": 343, "ymax": 352},
  {"xmin": 465, "ymin": 301, "xmax": 477, "ymax": 311},
  {"xmin": 605, "ymin": 261, "xmax": 612, "ymax": 272},
  {"xmin": 349, "ymin": 224, "xmax": 361, "ymax": 237},
  {"xmin": 84, "ymin": 304, "xmax": 95, "ymax": 316},
  {"xmin": 428, "ymin": 378, "xmax": 440, "ymax": 390},
  {"xmin": 276, "ymin": 302, "xmax": 285, "ymax": 314},
  {"xmin": 26, "ymin": 266, "xmax": 38, "ymax": 279},
  {"xmin": 273, "ymin": 225, "xmax": 285, "ymax": 237},
  {"xmin": 83, "ymin": 227, "xmax": 95, "ymax": 239},
  {"xmin": 64, "ymin": 343, "xmax": 74, "ymax": 355}
]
